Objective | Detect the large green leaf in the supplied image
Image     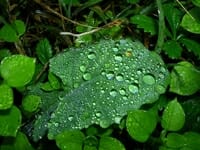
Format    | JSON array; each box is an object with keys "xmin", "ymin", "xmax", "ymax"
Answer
[{"xmin": 47, "ymin": 39, "xmax": 169, "ymax": 138}]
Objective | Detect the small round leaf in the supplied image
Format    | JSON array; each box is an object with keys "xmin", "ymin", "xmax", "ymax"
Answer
[
  {"xmin": 22, "ymin": 95, "xmax": 41, "ymax": 113},
  {"xmin": 161, "ymin": 99, "xmax": 185, "ymax": 131},
  {"xmin": 0, "ymin": 55, "xmax": 36, "ymax": 87},
  {"xmin": 126, "ymin": 110, "xmax": 157, "ymax": 142}
]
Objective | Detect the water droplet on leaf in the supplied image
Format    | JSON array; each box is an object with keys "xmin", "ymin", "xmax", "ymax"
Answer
[
  {"xmin": 87, "ymin": 52, "xmax": 96, "ymax": 59},
  {"xmin": 106, "ymin": 71, "xmax": 115, "ymax": 80},
  {"xmin": 68, "ymin": 116, "xmax": 74, "ymax": 121},
  {"xmin": 116, "ymin": 74, "xmax": 124, "ymax": 81},
  {"xmin": 128, "ymin": 84, "xmax": 139, "ymax": 94},
  {"xmin": 114, "ymin": 54, "xmax": 123, "ymax": 62},
  {"xmin": 119, "ymin": 88, "xmax": 126, "ymax": 95},
  {"xmin": 83, "ymin": 73, "xmax": 91, "ymax": 80},
  {"xmin": 110, "ymin": 89, "xmax": 118, "ymax": 97},
  {"xmin": 80, "ymin": 65, "xmax": 86, "ymax": 72},
  {"xmin": 143, "ymin": 74, "xmax": 156, "ymax": 85}
]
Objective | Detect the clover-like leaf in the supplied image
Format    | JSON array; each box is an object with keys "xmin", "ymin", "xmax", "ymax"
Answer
[
  {"xmin": 0, "ymin": 55, "xmax": 36, "ymax": 87},
  {"xmin": 161, "ymin": 99, "xmax": 185, "ymax": 131},
  {"xmin": 47, "ymin": 39, "xmax": 169, "ymax": 138},
  {"xmin": 126, "ymin": 110, "xmax": 157, "ymax": 142},
  {"xmin": 170, "ymin": 61, "xmax": 200, "ymax": 95},
  {"xmin": 0, "ymin": 106, "xmax": 22, "ymax": 137}
]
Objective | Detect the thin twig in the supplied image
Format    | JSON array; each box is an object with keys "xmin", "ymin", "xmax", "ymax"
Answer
[
  {"xmin": 33, "ymin": 0, "xmax": 96, "ymax": 29},
  {"xmin": 176, "ymin": 0, "xmax": 195, "ymax": 20}
]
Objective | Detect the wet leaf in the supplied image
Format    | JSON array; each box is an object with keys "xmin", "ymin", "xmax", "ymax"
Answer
[
  {"xmin": 170, "ymin": 61, "xmax": 200, "ymax": 95},
  {"xmin": 55, "ymin": 130, "xmax": 85, "ymax": 150},
  {"xmin": 161, "ymin": 99, "xmax": 185, "ymax": 131},
  {"xmin": 99, "ymin": 136, "xmax": 125, "ymax": 150},
  {"xmin": 47, "ymin": 39, "xmax": 169, "ymax": 138},
  {"xmin": 126, "ymin": 110, "xmax": 157, "ymax": 142},
  {"xmin": 0, "ymin": 55, "xmax": 36, "ymax": 87},
  {"xmin": 0, "ymin": 106, "xmax": 22, "ymax": 137}
]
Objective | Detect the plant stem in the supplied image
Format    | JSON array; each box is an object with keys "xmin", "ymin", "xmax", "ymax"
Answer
[{"xmin": 155, "ymin": 0, "xmax": 165, "ymax": 53}]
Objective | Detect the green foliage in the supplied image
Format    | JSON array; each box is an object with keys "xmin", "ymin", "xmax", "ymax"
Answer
[
  {"xmin": 170, "ymin": 61, "xmax": 200, "ymax": 95},
  {"xmin": 0, "ymin": 132, "xmax": 34, "ymax": 150},
  {"xmin": 99, "ymin": 136, "xmax": 125, "ymax": 150},
  {"xmin": 0, "ymin": 20, "xmax": 25, "ymax": 42},
  {"xmin": 22, "ymin": 95, "xmax": 41, "ymax": 115},
  {"xmin": 0, "ymin": 106, "xmax": 21, "ymax": 137},
  {"xmin": 126, "ymin": 109, "xmax": 157, "ymax": 142},
  {"xmin": 0, "ymin": 84, "xmax": 13, "ymax": 110},
  {"xmin": 0, "ymin": 0, "xmax": 200, "ymax": 149},
  {"xmin": 130, "ymin": 15, "xmax": 157, "ymax": 35},
  {"xmin": 55, "ymin": 130, "xmax": 85, "ymax": 150},
  {"xmin": 36, "ymin": 38, "xmax": 53, "ymax": 65},
  {"xmin": 161, "ymin": 99, "xmax": 185, "ymax": 131},
  {"xmin": 47, "ymin": 39, "xmax": 169, "ymax": 138},
  {"xmin": 0, "ymin": 55, "xmax": 36, "ymax": 87},
  {"xmin": 181, "ymin": 7, "xmax": 200, "ymax": 34}
]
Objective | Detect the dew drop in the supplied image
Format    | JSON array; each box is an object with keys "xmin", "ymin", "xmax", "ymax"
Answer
[
  {"xmin": 156, "ymin": 85, "xmax": 166, "ymax": 94},
  {"xmin": 114, "ymin": 54, "xmax": 123, "ymax": 62},
  {"xmin": 106, "ymin": 71, "xmax": 115, "ymax": 80},
  {"xmin": 87, "ymin": 52, "xmax": 96, "ymax": 59},
  {"xmin": 73, "ymin": 83, "xmax": 79, "ymax": 88},
  {"xmin": 112, "ymin": 47, "xmax": 119, "ymax": 52},
  {"xmin": 68, "ymin": 116, "xmax": 74, "ymax": 121},
  {"xmin": 79, "ymin": 65, "xmax": 86, "ymax": 72},
  {"xmin": 123, "ymin": 96, "xmax": 128, "ymax": 100},
  {"xmin": 54, "ymin": 122, "xmax": 59, "ymax": 127},
  {"xmin": 119, "ymin": 88, "xmax": 126, "ymax": 95},
  {"xmin": 100, "ymin": 120, "xmax": 110, "ymax": 128},
  {"xmin": 143, "ymin": 74, "xmax": 156, "ymax": 85},
  {"xmin": 95, "ymin": 111, "xmax": 102, "ymax": 117},
  {"xmin": 114, "ymin": 116, "xmax": 121, "ymax": 124},
  {"xmin": 129, "ymin": 84, "xmax": 139, "ymax": 94},
  {"xmin": 83, "ymin": 73, "xmax": 91, "ymax": 80},
  {"xmin": 116, "ymin": 74, "xmax": 124, "ymax": 81},
  {"xmin": 110, "ymin": 89, "xmax": 118, "ymax": 97}
]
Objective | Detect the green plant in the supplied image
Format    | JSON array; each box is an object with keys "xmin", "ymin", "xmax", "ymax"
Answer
[{"xmin": 0, "ymin": 0, "xmax": 200, "ymax": 149}]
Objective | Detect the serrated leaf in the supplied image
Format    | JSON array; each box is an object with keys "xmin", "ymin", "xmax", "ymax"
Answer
[
  {"xmin": 0, "ymin": 20, "xmax": 25, "ymax": 42},
  {"xmin": 126, "ymin": 110, "xmax": 157, "ymax": 142},
  {"xmin": 55, "ymin": 130, "xmax": 85, "ymax": 150},
  {"xmin": 47, "ymin": 39, "xmax": 169, "ymax": 138},
  {"xmin": 0, "ymin": 84, "xmax": 13, "ymax": 110},
  {"xmin": 36, "ymin": 38, "xmax": 52, "ymax": 64},
  {"xmin": 163, "ymin": 40, "xmax": 182, "ymax": 59},
  {"xmin": 179, "ymin": 38, "xmax": 200, "ymax": 59},
  {"xmin": 163, "ymin": 4, "xmax": 183, "ymax": 38},
  {"xmin": 0, "ymin": 55, "xmax": 36, "ymax": 87},
  {"xmin": 130, "ymin": 15, "xmax": 157, "ymax": 35},
  {"xmin": 99, "ymin": 136, "xmax": 125, "ymax": 150},
  {"xmin": 170, "ymin": 61, "xmax": 200, "ymax": 95},
  {"xmin": 181, "ymin": 7, "xmax": 200, "ymax": 34},
  {"xmin": 0, "ymin": 106, "xmax": 22, "ymax": 137},
  {"xmin": 161, "ymin": 99, "xmax": 185, "ymax": 131}
]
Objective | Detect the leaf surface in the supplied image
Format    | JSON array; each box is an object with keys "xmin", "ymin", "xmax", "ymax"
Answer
[{"xmin": 48, "ymin": 39, "xmax": 169, "ymax": 138}]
